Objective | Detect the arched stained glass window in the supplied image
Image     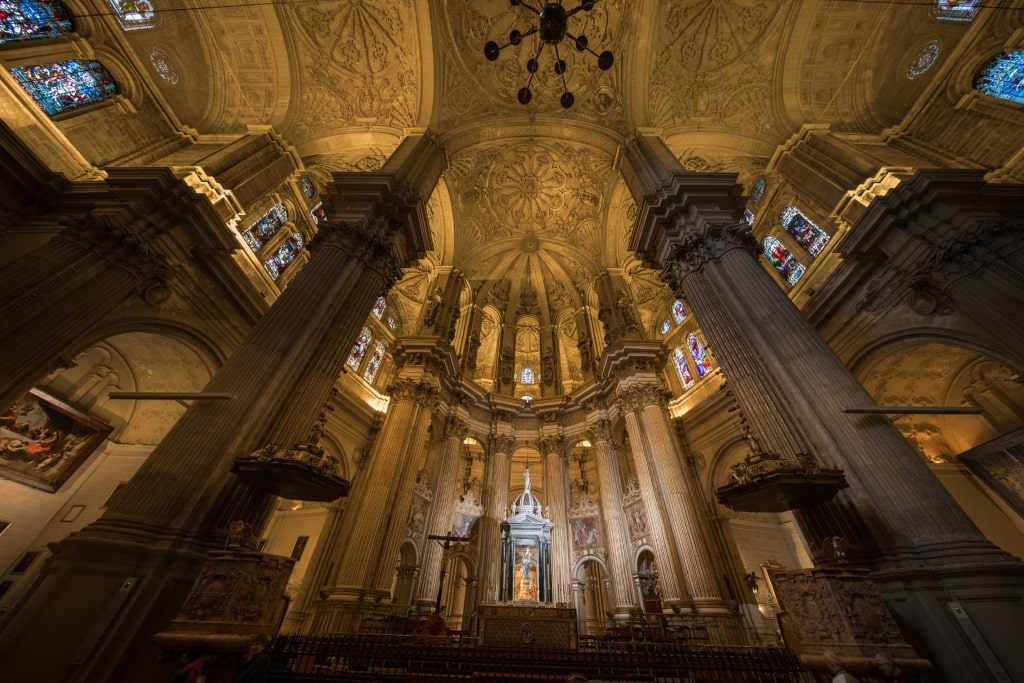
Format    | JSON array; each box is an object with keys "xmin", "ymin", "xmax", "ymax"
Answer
[
  {"xmin": 763, "ymin": 236, "xmax": 806, "ymax": 286},
  {"xmin": 10, "ymin": 60, "xmax": 118, "ymax": 115},
  {"xmin": 687, "ymin": 332, "xmax": 714, "ymax": 378},
  {"xmin": 521, "ymin": 366, "xmax": 535, "ymax": 384},
  {"xmin": 780, "ymin": 206, "xmax": 830, "ymax": 257},
  {"xmin": 907, "ymin": 40, "xmax": 940, "ymax": 79},
  {"xmin": 975, "ymin": 51, "xmax": 1024, "ymax": 106},
  {"xmin": 671, "ymin": 300, "xmax": 687, "ymax": 324},
  {"xmin": 301, "ymin": 176, "xmax": 316, "ymax": 198},
  {"xmin": 743, "ymin": 210, "xmax": 756, "ymax": 225},
  {"xmin": 347, "ymin": 327, "xmax": 372, "ymax": 369},
  {"xmin": 372, "ymin": 296, "xmax": 387, "ymax": 318},
  {"xmin": 263, "ymin": 232, "xmax": 303, "ymax": 281},
  {"xmin": 934, "ymin": 0, "xmax": 981, "ymax": 21},
  {"xmin": 108, "ymin": 0, "xmax": 157, "ymax": 31},
  {"xmin": 386, "ymin": 315, "xmax": 397, "ymax": 331},
  {"xmin": 0, "ymin": 0, "xmax": 73, "ymax": 44},
  {"xmin": 750, "ymin": 178, "xmax": 766, "ymax": 204},
  {"xmin": 673, "ymin": 348, "xmax": 695, "ymax": 390},
  {"xmin": 311, "ymin": 202, "xmax": 327, "ymax": 225},
  {"xmin": 364, "ymin": 341, "xmax": 386, "ymax": 383},
  {"xmin": 660, "ymin": 320, "xmax": 671, "ymax": 335},
  {"xmin": 241, "ymin": 204, "xmax": 288, "ymax": 253}
]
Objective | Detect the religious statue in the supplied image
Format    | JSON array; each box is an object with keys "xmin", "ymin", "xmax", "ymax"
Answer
[{"xmin": 520, "ymin": 547, "xmax": 532, "ymax": 583}]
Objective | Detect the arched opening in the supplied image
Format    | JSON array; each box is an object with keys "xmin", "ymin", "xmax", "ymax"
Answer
[{"xmin": 574, "ymin": 558, "xmax": 609, "ymax": 637}]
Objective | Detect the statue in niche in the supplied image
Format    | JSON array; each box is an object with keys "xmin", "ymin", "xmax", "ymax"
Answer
[
  {"xmin": 617, "ymin": 289, "xmax": 635, "ymax": 327},
  {"xmin": 466, "ymin": 332, "xmax": 480, "ymax": 368},
  {"xmin": 424, "ymin": 288, "xmax": 443, "ymax": 327}
]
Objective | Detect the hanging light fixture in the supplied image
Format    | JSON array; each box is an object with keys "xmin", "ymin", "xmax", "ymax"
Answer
[{"xmin": 484, "ymin": 0, "xmax": 614, "ymax": 109}]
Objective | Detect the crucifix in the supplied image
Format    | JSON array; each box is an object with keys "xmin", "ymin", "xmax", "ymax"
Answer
[{"xmin": 427, "ymin": 532, "xmax": 469, "ymax": 615}]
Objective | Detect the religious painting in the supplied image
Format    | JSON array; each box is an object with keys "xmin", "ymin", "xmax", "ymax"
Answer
[
  {"xmin": 514, "ymin": 544, "xmax": 537, "ymax": 601},
  {"xmin": 407, "ymin": 493, "xmax": 429, "ymax": 538},
  {"xmin": 961, "ymin": 445, "xmax": 1024, "ymax": 518},
  {"xmin": 571, "ymin": 516, "xmax": 601, "ymax": 549},
  {"xmin": 625, "ymin": 503, "xmax": 648, "ymax": 540},
  {"xmin": 0, "ymin": 388, "xmax": 111, "ymax": 493}
]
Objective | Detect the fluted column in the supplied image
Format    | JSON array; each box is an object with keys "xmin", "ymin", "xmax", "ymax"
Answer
[
  {"xmin": 630, "ymin": 386, "xmax": 724, "ymax": 604},
  {"xmin": 540, "ymin": 436, "xmax": 571, "ymax": 604},
  {"xmin": 0, "ymin": 216, "xmax": 170, "ymax": 409},
  {"xmin": 588, "ymin": 420, "xmax": 638, "ymax": 616},
  {"xmin": 415, "ymin": 416, "xmax": 468, "ymax": 605},
  {"xmin": 478, "ymin": 434, "xmax": 514, "ymax": 603},
  {"xmin": 620, "ymin": 409, "xmax": 685, "ymax": 605}
]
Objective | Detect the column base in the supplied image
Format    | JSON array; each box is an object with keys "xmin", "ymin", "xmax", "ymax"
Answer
[{"xmin": 308, "ymin": 587, "xmax": 393, "ymax": 634}]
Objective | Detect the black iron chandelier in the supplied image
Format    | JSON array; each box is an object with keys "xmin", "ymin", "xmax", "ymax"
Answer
[{"xmin": 484, "ymin": 0, "xmax": 614, "ymax": 109}]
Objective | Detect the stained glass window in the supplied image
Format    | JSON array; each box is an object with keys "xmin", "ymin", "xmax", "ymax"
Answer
[
  {"xmin": 108, "ymin": 0, "xmax": 156, "ymax": 31},
  {"xmin": 673, "ymin": 348, "xmax": 695, "ymax": 390},
  {"xmin": 0, "ymin": 0, "xmax": 73, "ymax": 44},
  {"xmin": 687, "ymin": 332, "xmax": 714, "ymax": 378},
  {"xmin": 311, "ymin": 202, "xmax": 327, "ymax": 225},
  {"xmin": 150, "ymin": 47, "xmax": 178, "ymax": 85},
  {"xmin": 934, "ymin": 0, "xmax": 981, "ymax": 21},
  {"xmin": 743, "ymin": 209, "xmax": 756, "ymax": 225},
  {"xmin": 750, "ymin": 178, "xmax": 766, "ymax": 204},
  {"xmin": 671, "ymin": 300, "xmax": 687, "ymax": 324},
  {"xmin": 372, "ymin": 296, "xmax": 386, "ymax": 318},
  {"xmin": 386, "ymin": 315, "xmax": 396, "ymax": 331},
  {"xmin": 263, "ymin": 232, "xmax": 303, "ymax": 281},
  {"xmin": 780, "ymin": 206, "xmax": 830, "ymax": 257},
  {"xmin": 364, "ymin": 341, "xmax": 386, "ymax": 383},
  {"xmin": 521, "ymin": 366, "xmax": 535, "ymax": 384},
  {"xmin": 241, "ymin": 204, "xmax": 288, "ymax": 253},
  {"xmin": 660, "ymin": 320, "xmax": 671, "ymax": 335},
  {"xmin": 347, "ymin": 327, "xmax": 372, "ymax": 369},
  {"xmin": 10, "ymin": 60, "xmax": 118, "ymax": 116},
  {"xmin": 975, "ymin": 51, "xmax": 1024, "ymax": 106},
  {"xmin": 907, "ymin": 40, "xmax": 940, "ymax": 79},
  {"xmin": 301, "ymin": 176, "xmax": 316, "ymax": 198},
  {"xmin": 764, "ymin": 236, "xmax": 806, "ymax": 286}
]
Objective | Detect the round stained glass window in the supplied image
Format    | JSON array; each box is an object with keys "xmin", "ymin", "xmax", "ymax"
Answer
[
  {"xmin": 907, "ymin": 40, "xmax": 940, "ymax": 80},
  {"xmin": 660, "ymin": 320, "xmax": 671, "ymax": 334},
  {"xmin": 150, "ymin": 47, "xmax": 178, "ymax": 85},
  {"xmin": 301, "ymin": 176, "xmax": 316, "ymax": 198}
]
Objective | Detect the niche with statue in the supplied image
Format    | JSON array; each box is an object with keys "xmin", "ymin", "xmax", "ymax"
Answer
[{"xmin": 499, "ymin": 467, "xmax": 553, "ymax": 604}]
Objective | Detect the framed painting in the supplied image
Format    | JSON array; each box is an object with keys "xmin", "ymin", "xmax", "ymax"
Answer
[{"xmin": 0, "ymin": 388, "xmax": 111, "ymax": 493}]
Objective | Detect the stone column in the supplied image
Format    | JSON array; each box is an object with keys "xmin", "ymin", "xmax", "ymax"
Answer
[
  {"xmin": 620, "ymin": 407, "xmax": 685, "ymax": 606},
  {"xmin": 622, "ymin": 135, "xmax": 1024, "ymax": 681},
  {"xmin": 0, "ymin": 135, "xmax": 444, "ymax": 683},
  {"xmin": 624, "ymin": 385, "xmax": 725, "ymax": 605},
  {"xmin": 540, "ymin": 436, "xmax": 571, "ymax": 604},
  {"xmin": 588, "ymin": 419, "xmax": 638, "ymax": 617},
  {"xmin": 0, "ymin": 215, "xmax": 170, "ymax": 409},
  {"xmin": 415, "ymin": 416, "xmax": 469, "ymax": 607},
  {"xmin": 478, "ymin": 434, "xmax": 514, "ymax": 603}
]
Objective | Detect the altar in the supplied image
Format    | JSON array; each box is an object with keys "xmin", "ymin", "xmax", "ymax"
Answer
[{"xmin": 477, "ymin": 604, "xmax": 578, "ymax": 650}]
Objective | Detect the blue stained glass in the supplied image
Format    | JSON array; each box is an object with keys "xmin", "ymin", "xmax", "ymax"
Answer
[
  {"xmin": 108, "ymin": 0, "xmax": 156, "ymax": 31},
  {"xmin": 521, "ymin": 366, "xmax": 535, "ymax": 384},
  {"xmin": 671, "ymin": 300, "xmax": 687, "ymax": 324},
  {"xmin": 975, "ymin": 51, "xmax": 1024, "ymax": 106},
  {"xmin": 364, "ymin": 341, "xmax": 386, "ymax": 383},
  {"xmin": 780, "ymin": 206, "xmax": 830, "ymax": 257},
  {"xmin": 764, "ymin": 236, "xmax": 806, "ymax": 286},
  {"xmin": 347, "ymin": 327, "xmax": 372, "ymax": 369},
  {"xmin": 241, "ymin": 204, "xmax": 288, "ymax": 253},
  {"xmin": 10, "ymin": 60, "xmax": 118, "ymax": 116},
  {"xmin": 743, "ymin": 210, "xmax": 756, "ymax": 225},
  {"xmin": 687, "ymin": 333, "xmax": 714, "ymax": 378},
  {"xmin": 372, "ymin": 296, "xmax": 386, "ymax": 318},
  {"xmin": 750, "ymin": 178, "xmax": 766, "ymax": 204},
  {"xmin": 934, "ymin": 0, "xmax": 981, "ymax": 21},
  {"xmin": 263, "ymin": 232, "xmax": 304, "ymax": 280},
  {"xmin": 673, "ymin": 348, "xmax": 695, "ymax": 390},
  {"xmin": 660, "ymin": 320, "xmax": 671, "ymax": 335},
  {"xmin": 301, "ymin": 176, "xmax": 316, "ymax": 198},
  {"xmin": 0, "ymin": 0, "xmax": 73, "ymax": 44}
]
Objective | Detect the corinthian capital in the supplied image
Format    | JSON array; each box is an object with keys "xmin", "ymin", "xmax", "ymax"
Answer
[
  {"xmin": 442, "ymin": 415, "xmax": 468, "ymax": 441},
  {"xmin": 489, "ymin": 434, "xmax": 516, "ymax": 455},
  {"xmin": 309, "ymin": 221, "xmax": 405, "ymax": 289},
  {"xmin": 588, "ymin": 419, "xmax": 613, "ymax": 444},
  {"xmin": 388, "ymin": 379, "xmax": 439, "ymax": 408},
  {"xmin": 538, "ymin": 436, "xmax": 565, "ymax": 457},
  {"xmin": 615, "ymin": 384, "xmax": 671, "ymax": 413},
  {"xmin": 661, "ymin": 221, "xmax": 759, "ymax": 290}
]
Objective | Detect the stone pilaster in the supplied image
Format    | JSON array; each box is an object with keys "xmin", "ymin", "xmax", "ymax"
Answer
[
  {"xmin": 478, "ymin": 434, "xmax": 514, "ymax": 603},
  {"xmin": 588, "ymin": 419, "xmax": 638, "ymax": 616},
  {"xmin": 539, "ymin": 436, "xmax": 571, "ymax": 604},
  {"xmin": 415, "ymin": 416, "xmax": 469, "ymax": 605}
]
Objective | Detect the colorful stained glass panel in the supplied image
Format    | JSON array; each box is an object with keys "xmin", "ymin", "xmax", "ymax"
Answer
[
  {"xmin": 150, "ymin": 47, "xmax": 178, "ymax": 85},
  {"xmin": 372, "ymin": 296, "xmax": 387, "ymax": 318},
  {"xmin": 975, "ymin": 51, "xmax": 1024, "ymax": 106},
  {"xmin": 10, "ymin": 60, "xmax": 118, "ymax": 116},
  {"xmin": 750, "ymin": 178, "xmax": 766, "ymax": 204},
  {"xmin": 673, "ymin": 348, "xmax": 695, "ymax": 390},
  {"xmin": 347, "ymin": 327, "xmax": 372, "ymax": 369},
  {"xmin": 907, "ymin": 40, "xmax": 940, "ymax": 79},
  {"xmin": 364, "ymin": 341, "xmax": 386, "ymax": 383},
  {"xmin": 687, "ymin": 333, "xmax": 714, "ymax": 378},
  {"xmin": 764, "ymin": 236, "xmax": 806, "ymax": 286},
  {"xmin": 0, "ymin": 0, "xmax": 73, "ymax": 44},
  {"xmin": 934, "ymin": 0, "xmax": 981, "ymax": 21},
  {"xmin": 241, "ymin": 204, "xmax": 288, "ymax": 253},
  {"xmin": 263, "ymin": 233, "xmax": 304, "ymax": 280},
  {"xmin": 108, "ymin": 0, "xmax": 157, "ymax": 31},
  {"xmin": 301, "ymin": 176, "xmax": 316, "ymax": 198},
  {"xmin": 671, "ymin": 300, "xmax": 687, "ymax": 324},
  {"xmin": 780, "ymin": 206, "xmax": 830, "ymax": 257}
]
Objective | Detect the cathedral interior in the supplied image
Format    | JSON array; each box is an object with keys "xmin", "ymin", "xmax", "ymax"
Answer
[{"xmin": 0, "ymin": 1, "xmax": 1023, "ymax": 682}]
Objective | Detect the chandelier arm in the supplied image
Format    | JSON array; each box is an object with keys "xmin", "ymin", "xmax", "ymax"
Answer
[
  {"xmin": 554, "ymin": 43, "xmax": 568, "ymax": 92},
  {"xmin": 564, "ymin": 32, "xmax": 600, "ymax": 59},
  {"xmin": 564, "ymin": 1, "xmax": 592, "ymax": 18},
  {"xmin": 517, "ymin": 1, "xmax": 541, "ymax": 16}
]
